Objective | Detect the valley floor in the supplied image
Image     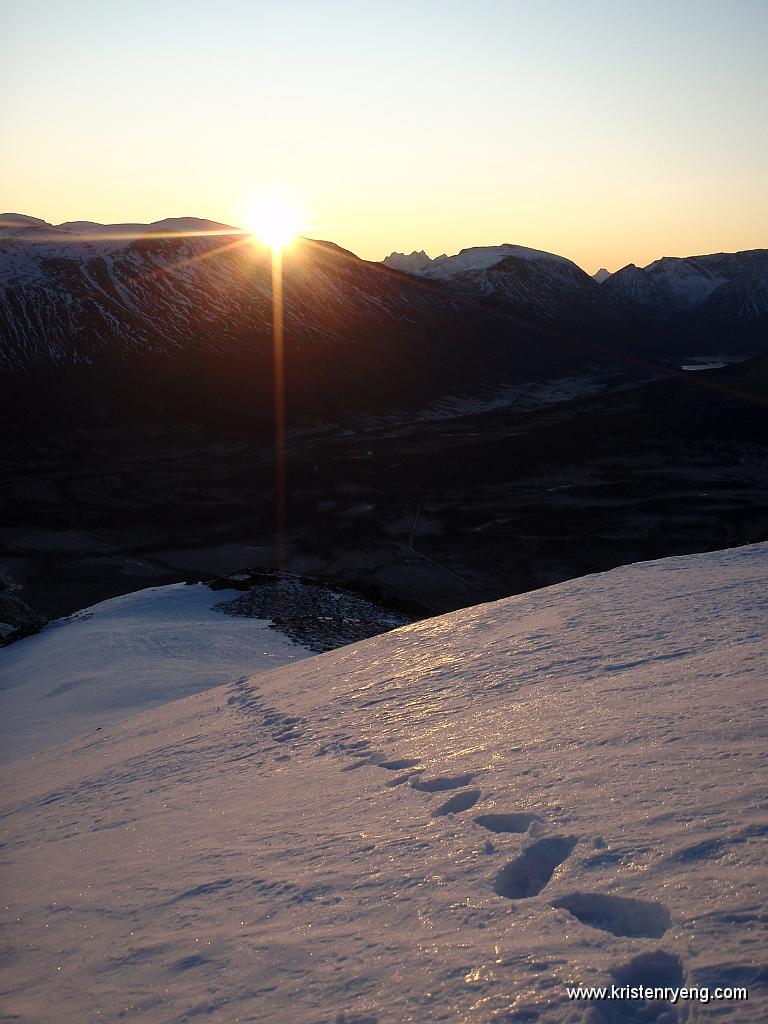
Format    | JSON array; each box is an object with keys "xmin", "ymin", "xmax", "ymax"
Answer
[{"xmin": 2, "ymin": 353, "xmax": 767, "ymax": 628}]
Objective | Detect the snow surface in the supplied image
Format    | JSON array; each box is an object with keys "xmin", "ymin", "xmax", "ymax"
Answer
[
  {"xmin": 0, "ymin": 583, "xmax": 310, "ymax": 764},
  {"xmin": 1, "ymin": 544, "xmax": 766, "ymax": 1022}
]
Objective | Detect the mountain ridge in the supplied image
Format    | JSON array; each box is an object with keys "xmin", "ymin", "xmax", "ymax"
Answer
[
  {"xmin": 2, "ymin": 216, "xmax": 766, "ymax": 435},
  {"xmin": 3, "ymin": 217, "xmax": 621, "ymax": 434},
  {"xmin": 383, "ymin": 241, "xmax": 768, "ymax": 352}
]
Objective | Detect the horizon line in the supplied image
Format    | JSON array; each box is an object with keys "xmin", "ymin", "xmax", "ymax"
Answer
[{"xmin": 1, "ymin": 211, "xmax": 765, "ymax": 277}]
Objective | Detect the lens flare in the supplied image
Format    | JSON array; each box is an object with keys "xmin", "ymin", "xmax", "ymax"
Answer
[{"xmin": 246, "ymin": 194, "xmax": 303, "ymax": 251}]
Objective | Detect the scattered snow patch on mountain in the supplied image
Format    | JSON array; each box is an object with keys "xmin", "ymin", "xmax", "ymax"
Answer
[
  {"xmin": 643, "ymin": 256, "xmax": 727, "ymax": 306},
  {"xmin": 605, "ymin": 250, "xmax": 768, "ymax": 313},
  {"xmin": 1, "ymin": 543, "xmax": 765, "ymax": 1022}
]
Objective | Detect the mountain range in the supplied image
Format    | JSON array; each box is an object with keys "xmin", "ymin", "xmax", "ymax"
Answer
[
  {"xmin": 383, "ymin": 242, "xmax": 768, "ymax": 351},
  {"xmin": 2, "ymin": 213, "xmax": 766, "ymax": 433},
  {"xmin": 0, "ymin": 214, "xmax": 613, "ymax": 432}
]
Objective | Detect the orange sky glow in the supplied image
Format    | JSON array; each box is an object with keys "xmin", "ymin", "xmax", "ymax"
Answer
[{"xmin": 2, "ymin": 0, "xmax": 766, "ymax": 274}]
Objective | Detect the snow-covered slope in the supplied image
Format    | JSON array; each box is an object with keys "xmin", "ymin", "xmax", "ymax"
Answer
[
  {"xmin": 385, "ymin": 243, "xmax": 577, "ymax": 280},
  {"xmin": 0, "ymin": 583, "xmax": 311, "ymax": 763},
  {"xmin": 385, "ymin": 243, "xmax": 613, "ymax": 338},
  {"xmin": 0, "ymin": 215, "xmax": 495, "ymax": 374},
  {"xmin": 1, "ymin": 543, "xmax": 766, "ymax": 1022},
  {"xmin": 603, "ymin": 259, "xmax": 726, "ymax": 309},
  {"xmin": 604, "ymin": 250, "xmax": 768, "ymax": 318},
  {"xmin": 382, "ymin": 243, "xmax": 768, "ymax": 349}
]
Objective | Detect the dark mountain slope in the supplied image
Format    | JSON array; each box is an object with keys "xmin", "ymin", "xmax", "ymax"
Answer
[
  {"xmin": 603, "ymin": 249, "xmax": 768, "ymax": 351},
  {"xmin": 386, "ymin": 244, "xmax": 768, "ymax": 356},
  {"xmin": 0, "ymin": 219, "xmax": 639, "ymax": 434}
]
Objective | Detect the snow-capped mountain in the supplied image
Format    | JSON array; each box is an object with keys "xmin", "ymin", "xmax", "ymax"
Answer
[
  {"xmin": 1, "ymin": 214, "xmax": 452, "ymax": 371},
  {"xmin": 384, "ymin": 243, "xmax": 578, "ymax": 280},
  {"xmin": 384, "ymin": 243, "xmax": 599, "ymax": 310},
  {"xmin": 4, "ymin": 219, "xmax": 604, "ymax": 381},
  {"xmin": 0, "ymin": 213, "xmax": 51, "ymax": 234},
  {"xmin": 380, "ymin": 249, "xmax": 433, "ymax": 274},
  {"xmin": 604, "ymin": 249, "xmax": 768, "ymax": 321},
  {"xmin": 385, "ymin": 242, "xmax": 768, "ymax": 354},
  {"xmin": 1, "ymin": 216, "xmax": 628, "ymax": 432},
  {"xmin": 383, "ymin": 243, "xmax": 626, "ymax": 352},
  {"xmin": 2, "ymin": 217, "xmax": 767, "ymax": 435},
  {"xmin": 1, "ymin": 542, "xmax": 765, "ymax": 1022}
]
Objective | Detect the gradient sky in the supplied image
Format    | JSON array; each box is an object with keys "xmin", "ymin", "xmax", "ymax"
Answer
[{"xmin": 2, "ymin": 0, "xmax": 767, "ymax": 272}]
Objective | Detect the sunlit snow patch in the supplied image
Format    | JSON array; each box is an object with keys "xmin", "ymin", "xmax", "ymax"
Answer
[{"xmin": 0, "ymin": 582, "xmax": 311, "ymax": 763}]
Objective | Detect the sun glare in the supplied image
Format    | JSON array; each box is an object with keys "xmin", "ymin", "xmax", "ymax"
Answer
[{"xmin": 247, "ymin": 194, "xmax": 303, "ymax": 251}]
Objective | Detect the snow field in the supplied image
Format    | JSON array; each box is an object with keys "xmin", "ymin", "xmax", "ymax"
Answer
[{"xmin": 1, "ymin": 544, "xmax": 766, "ymax": 1022}]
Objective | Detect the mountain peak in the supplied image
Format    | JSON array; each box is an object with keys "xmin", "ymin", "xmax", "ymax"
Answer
[
  {"xmin": 0, "ymin": 213, "xmax": 51, "ymax": 228},
  {"xmin": 383, "ymin": 243, "xmax": 577, "ymax": 280},
  {"xmin": 382, "ymin": 250, "xmax": 434, "ymax": 274},
  {"xmin": 0, "ymin": 213, "xmax": 55, "ymax": 237}
]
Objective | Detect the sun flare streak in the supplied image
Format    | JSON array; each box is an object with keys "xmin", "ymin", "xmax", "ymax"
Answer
[{"xmin": 242, "ymin": 190, "xmax": 303, "ymax": 588}]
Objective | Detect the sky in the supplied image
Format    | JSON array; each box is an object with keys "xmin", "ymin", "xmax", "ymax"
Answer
[{"xmin": 2, "ymin": 0, "xmax": 767, "ymax": 273}]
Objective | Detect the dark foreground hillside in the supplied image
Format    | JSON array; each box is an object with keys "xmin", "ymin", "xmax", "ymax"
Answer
[{"xmin": 1, "ymin": 356, "xmax": 766, "ymax": 627}]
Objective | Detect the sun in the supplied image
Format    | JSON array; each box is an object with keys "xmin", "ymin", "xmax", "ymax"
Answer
[{"xmin": 246, "ymin": 194, "xmax": 303, "ymax": 251}]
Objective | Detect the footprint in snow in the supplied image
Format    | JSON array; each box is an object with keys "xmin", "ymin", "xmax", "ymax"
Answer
[
  {"xmin": 225, "ymin": 686, "xmax": 308, "ymax": 748},
  {"xmin": 411, "ymin": 772, "xmax": 476, "ymax": 793},
  {"xmin": 474, "ymin": 811, "xmax": 541, "ymax": 834},
  {"xmin": 552, "ymin": 892, "xmax": 671, "ymax": 939},
  {"xmin": 359, "ymin": 745, "xmax": 674, "ymax": 949},
  {"xmin": 590, "ymin": 949, "xmax": 683, "ymax": 1023},
  {"xmin": 431, "ymin": 789, "xmax": 482, "ymax": 817},
  {"xmin": 266, "ymin": 712, "xmax": 307, "ymax": 744},
  {"xmin": 493, "ymin": 835, "xmax": 578, "ymax": 899}
]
